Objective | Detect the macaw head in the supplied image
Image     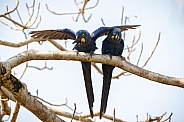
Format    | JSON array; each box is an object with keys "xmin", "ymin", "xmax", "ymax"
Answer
[
  {"xmin": 108, "ymin": 28, "xmax": 122, "ymax": 44},
  {"xmin": 73, "ymin": 30, "xmax": 91, "ymax": 47}
]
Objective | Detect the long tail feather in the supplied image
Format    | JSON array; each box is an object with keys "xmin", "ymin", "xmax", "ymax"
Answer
[
  {"xmin": 81, "ymin": 62, "xmax": 94, "ymax": 118},
  {"xmin": 100, "ymin": 64, "xmax": 114, "ymax": 119}
]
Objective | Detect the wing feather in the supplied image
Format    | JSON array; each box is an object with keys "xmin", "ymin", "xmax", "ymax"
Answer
[
  {"xmin": 30, "ymin": 29, "xmax": 76, "ymax": 40},
  {"xmin": 91, "ymin": 25, "xmax": 140, "ymax": 40}
]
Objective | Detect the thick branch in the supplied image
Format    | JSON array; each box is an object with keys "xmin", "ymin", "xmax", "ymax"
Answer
[
  {"xmin": 2, "ymin": 50, "xmax": 184, "ymax": 88},
  {"xmin": 0, "ymin": 64, "xmax": 64, "ymax": 122}
]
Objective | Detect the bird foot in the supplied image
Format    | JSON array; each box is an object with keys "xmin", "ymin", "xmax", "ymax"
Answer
[
  {"xmin": 74, "ymin": 50, "xmax": 79, "ymax": 56},
  {"xmin": 89, "ymin": 51, "xmax": 94, "ymax": 58},
  {"xmin": 119, "ymin": 55, "xmax": 126, "ymax": 60},
  {"xmin": 107, "ymin": 53, "xmax": 112, "ymax": 59}
]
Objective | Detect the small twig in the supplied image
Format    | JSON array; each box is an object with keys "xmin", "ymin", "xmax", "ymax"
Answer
[
  {"xmin": 48, "ymin": 39, "xmax": 67, "ymax": 51},
  {"xmin": 34, "ymin": 96, "xmax": 67, "ymax": 107},
  {"xmin": 0, "ymin": 20, "xmax": 16, "ymax": 30},
  {"xmin": 10, "ymin": 101, "xmax": 20, "ymax": 122},
  {"xmin": 46, "ymin": 4, "xmax": 80, "ymax": 15},
  {"xmin": 89, "ymin": 112, "xmax": 126, "ymax": 122},
  {"xmin": 19, "ymin": 62, "xmax": 28, "ymax": 80},
  {"xmin": 28, "ymin": 61, "xmax": 53, "ymax": 70},
  {"xmin": 0, "ymin": 38, "xmax": 41, "ymax": 47},
  {"xmin": 6, "ymin": 6, "xmax": 13, "ymax": 20},
  {"xmin": 85, "ymin": 0, "xmax": 99, "ymax": 10},
  {"xmin": 2, "ymin": 16, "xmax": 27, "ymax": 29},
  {"xmin": 34, "ymin": 96, "xmax": 82, "ymax": 114},
  {"xmin": 25, "ymin": 0, "xmax": 36, "ymax": 26},
  {"xmin": 0, "ymin": 0, "xmax": 19, "ymax": 17},
  {"xmin": 80, "ymin": 0, "xmax": 89, "ymax": 14},
  {"xmin": 30, "ymin": 16, "xmax": 41, "ymax": 29},
  {"xmin": 162, "ymin": 113, "xmax": 173, "ymax": 122},
  {"xmin": 113, "ymin": 108, "xmax": 116, "ymax": 122},
  {"xmin": 101, "ymin": 18, "xmax": 106, "ymax": 26},
  {"xmin": 28, "ymin": 3, "xmax": 41, "ymax": 28},
  {"xmin": 142, "ymin": 32, "xmax": 161, "ymax": 68},
  {"xmin": 160, "ymin": 112, "xmax": 167, "ymax": 120},
  {"xmin": 82, "ymin": 13, "xmax": 92, "ymax": 22},
  {"xmin": 121, "ymin": 6, "xmax": 124, "ymax": 25},
  {"xmin": 71, "ymin": 103, "xmax": 77, "ymax": 122},
  {"xmin": 72, "ymin": 13, "xmax": 80, "ymax": 22},
  {"xmin": 47, "ymin": 106, "xmax": 92, "ymax": 122},
  {"xmin": 124, "ymin": 31, "xmax": 141, "ymax": 50},
  {"xmin": 0, "ymin": 0, "xmax": 41, "ymax": 31},
  {"xmin": 136, "ymin": 42, "xmax": 143, "ymax": 66},
  {"xmin": 126, "ymin": 35, "xmax": 136, "ymax": 61},
  {"xmin": 91, "ymin": 62, "xmax": 103, "ymax": 75},
  {"xmin": 136, "ymin": 115, "xmax": 138, "ymax": 122},
  {"xmin": 16, "ymin": 9, "xmax": 24, "ymax": 25},
  {"xmin": 112, "ymin": 70, "xmax": 125, "ymax": 79},
  {"xmin": 145, "ymin": 112, "xmax": 172, "ymax": 122},
  {"xmin": 147, "ymin": 113, "xmax": 149, "ymax": 120},
  {"xmin": 26, "ymin": 3, "xmax": 31, "ymax": 24},
  {"xmin": 46, "ymin": 0, "xmax": 99, "ymax": 22}
]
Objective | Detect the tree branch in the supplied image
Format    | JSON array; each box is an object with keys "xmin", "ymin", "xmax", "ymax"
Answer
[
  {"xmin": 0, "ymin": 0, "xmax": 19, "ymax": 17},
  {"xmin": 0, "ymin": 64, "xmax": 65, "ymax": 122},
  {"xmin": 10, "ymin": 101, "xmax": 20, "ymax": 122},
  {"xmin": 2, "ymin": 50, "xmax": 184, "ymax": 88},
  {"xmin": 0, "ymin": 38, "xmax": 41, "ymax": 47}
]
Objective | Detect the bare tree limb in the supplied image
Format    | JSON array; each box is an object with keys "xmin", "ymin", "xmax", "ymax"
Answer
[
  {"xmin": 3, "ymin": 50, "xmax": 184, "ymax": 88},
  {"xmin": 48, "ymin": 39, "xmax": 67, "ymax": 51}
]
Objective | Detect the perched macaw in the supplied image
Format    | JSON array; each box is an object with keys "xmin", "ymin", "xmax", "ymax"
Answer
[
  {"xmin": 30, "ymin": 25, "xmax": 140, "ymax": 118},
  {"xmin": 100, "ymin": 27, "xmax": 124, "ymax": 119}
]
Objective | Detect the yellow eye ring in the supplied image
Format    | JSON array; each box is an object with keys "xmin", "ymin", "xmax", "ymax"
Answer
[{"xmin": 111, "ymin": 35, "xmax": 114, "ymax": 39}]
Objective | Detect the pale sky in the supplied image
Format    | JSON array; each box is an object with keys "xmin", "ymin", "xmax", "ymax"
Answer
[{"xmin": 0, "ymin": 0, "xmax": 184, "ymax": 121}]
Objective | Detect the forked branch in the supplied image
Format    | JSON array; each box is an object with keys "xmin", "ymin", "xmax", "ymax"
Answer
[{"xmin": 46, "ymin": 0, "xmax": 99, "ymax": 22}]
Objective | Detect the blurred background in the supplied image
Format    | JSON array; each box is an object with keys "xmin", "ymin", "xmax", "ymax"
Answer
[{"xmin": 0, "ymin": 0, "xmax": 184, "ymax": 121}]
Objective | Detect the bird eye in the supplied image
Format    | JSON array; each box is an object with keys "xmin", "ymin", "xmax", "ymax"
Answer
[{"xmin": 111, "ymin": 35, "xmax": 114, "ymax": 40}]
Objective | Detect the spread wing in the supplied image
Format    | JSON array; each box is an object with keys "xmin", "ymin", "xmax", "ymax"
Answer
[
  {"xmin": 91, "ymin": 27, "xmax": 111, "ymax": 40},
  {"xmin": 116, "ymin": 25, "xmax": 140, "ymax": 31},
  {"xmin": 91, "ymin": 25, "xmax": 140, "ymax": 40},
  {"xmin": 30, "ymin": 28, "xmax": 76, "ymax": 40}
]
